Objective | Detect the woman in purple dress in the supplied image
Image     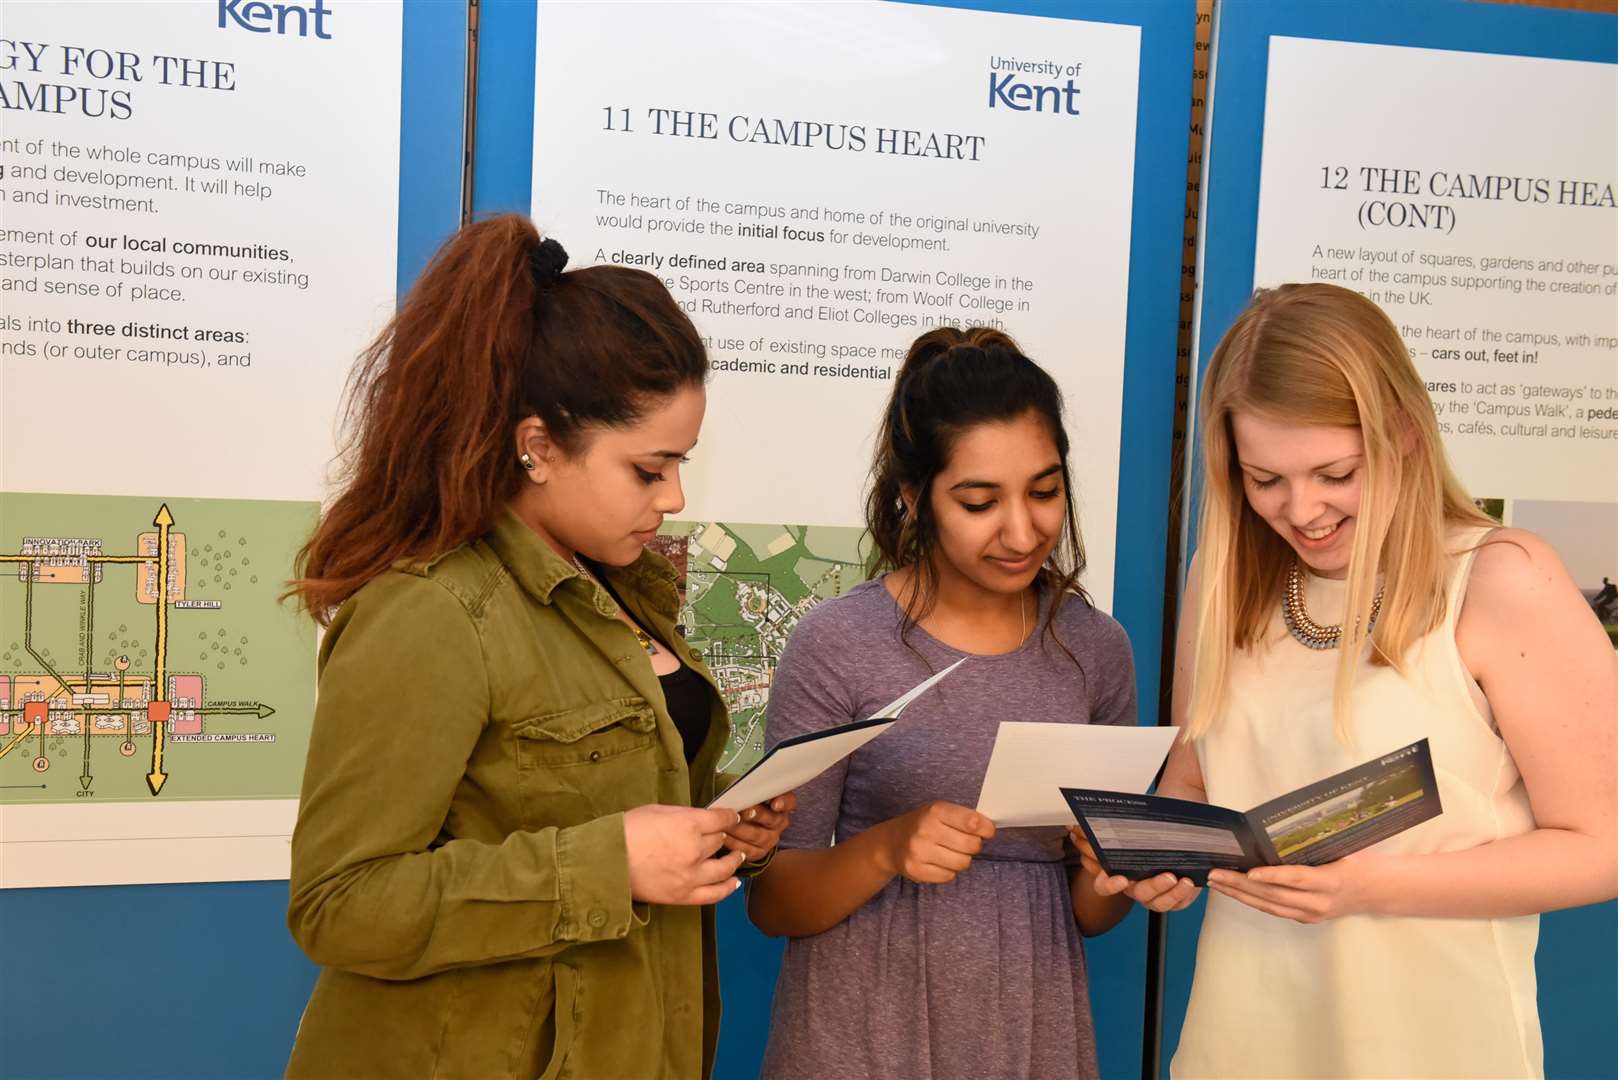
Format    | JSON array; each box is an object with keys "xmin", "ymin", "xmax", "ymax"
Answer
[{"xmin": 747, "ymin": 327, "xmax": 1138, "ymax": 1079}]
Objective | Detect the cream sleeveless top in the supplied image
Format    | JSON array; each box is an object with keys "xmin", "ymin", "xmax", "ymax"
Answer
[{"xmin": 1172, "ymin": 527, "xmax": 1542, "ymax": 1079}]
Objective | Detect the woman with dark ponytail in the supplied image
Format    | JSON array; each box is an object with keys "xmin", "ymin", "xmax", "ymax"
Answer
[
  {"xmin": 747, "ymin": 327, "xmax": 1137, "ymax": 1079},
  {"xmin": 283, "ymin": 214, "xmax": 791, "ymax": 1079}
]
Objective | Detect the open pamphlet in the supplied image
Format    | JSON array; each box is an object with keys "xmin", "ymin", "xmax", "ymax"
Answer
[
  {"xmin": 975, "ymin": 723, "xmax": 1178, "ymax": 827},
  {"xmin": 709, "ymin": 659, "xmax": 967, "ymax": 812},
  {"xmin": 1063, "ymin": 738, "xmax": 1441, "ymax": 885}
]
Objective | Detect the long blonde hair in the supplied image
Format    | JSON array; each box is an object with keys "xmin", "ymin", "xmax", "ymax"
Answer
[{"xmin": 1187, "ymin": 284, "xmax": 1492, "ymax": 742}]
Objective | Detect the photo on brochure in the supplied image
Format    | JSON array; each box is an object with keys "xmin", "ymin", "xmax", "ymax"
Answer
[{"xmin": 1063, "ymin": 738, "xmax": 1442, "ymax": 885}]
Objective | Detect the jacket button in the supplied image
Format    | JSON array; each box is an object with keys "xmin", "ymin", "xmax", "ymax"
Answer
[
  {"xmin": 588, "ymin": 908, "xmax": 608, "ymax": 929},
  {"xmin": 589, "ymin": 750, "xmax": 602, "ymax": 763}
]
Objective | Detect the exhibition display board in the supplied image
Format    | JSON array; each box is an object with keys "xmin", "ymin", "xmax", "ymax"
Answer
[
  {"xmin": 1, "ymin": 0, "xmax": 403, "ymax": 889},
  {"xmin": 0, "ymin": 2, "xmax": 464, "ymax": 1076},
  {"xmin": 4, "ymin": 1, "xmax": 1611, "ymax": 1077},
  {"xmin": 478, "ymin": 1, "xmax": 1195, "ymax": 1074}
]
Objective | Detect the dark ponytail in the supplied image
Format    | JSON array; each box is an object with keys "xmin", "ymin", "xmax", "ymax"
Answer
[
  {"xmin": 865, "ymin": 326, "xmax": 1091, "ymax": 653},
  {"xmin": 291, "ymin": 214, "xmax": 705, "ymax": 622}
]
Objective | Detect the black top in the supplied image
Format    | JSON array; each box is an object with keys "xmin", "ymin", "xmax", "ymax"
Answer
[{"xmin": 657, "ymin": 664, "xmax": 713, "ymax": 766}]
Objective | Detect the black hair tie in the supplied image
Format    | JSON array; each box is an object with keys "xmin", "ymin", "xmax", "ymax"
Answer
[{"xmin": 528, "ymin": 237, "xmax": 569, "ymax": 285}]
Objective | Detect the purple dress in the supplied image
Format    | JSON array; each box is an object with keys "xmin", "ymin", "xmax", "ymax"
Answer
[{"xmin": 758, "ymin": 579, "xmax": 1138, "ymax": 1080}]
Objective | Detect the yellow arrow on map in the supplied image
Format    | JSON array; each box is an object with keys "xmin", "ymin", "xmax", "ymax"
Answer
[
  {"xmin": 146, "ymin": 716, "xmax": 167, "ymax": 796},
  {"xmin": 147, "ymin": 504, "xmax": 174, "ymax": 796}
]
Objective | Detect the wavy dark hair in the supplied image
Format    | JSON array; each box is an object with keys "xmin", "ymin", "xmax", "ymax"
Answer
[
  {"xmin": 289, "ymin": 214, "xmax": 706, "ymax": 622},
  {"xmin": 865, "ymin": 326, "xmax": 1091, "ymax": 659}
]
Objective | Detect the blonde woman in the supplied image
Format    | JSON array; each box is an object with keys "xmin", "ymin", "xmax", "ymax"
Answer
[{"xmin": 1082, "ymin": 284, "xmax": 1617, "ymax": 1078}]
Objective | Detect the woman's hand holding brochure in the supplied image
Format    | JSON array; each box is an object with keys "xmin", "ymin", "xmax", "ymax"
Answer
[
  {"xmin": 1070, "ymin": 829, "xmax": 1202, "ymax": 913},
  {"xmin": 879, "ymin": 802, "xmax": 997, "ymax": 885},
  {"xmin": 1205, "ymin": 850, "xmax": 1387, "ymax": 923}
]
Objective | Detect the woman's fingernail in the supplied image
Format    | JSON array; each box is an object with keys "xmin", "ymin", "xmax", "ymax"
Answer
[{"xmin": 744, "ymin": 809, "xmax": 756, "ymax": 821}]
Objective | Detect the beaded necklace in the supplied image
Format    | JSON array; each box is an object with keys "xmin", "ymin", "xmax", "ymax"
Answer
[{"xmin": 1281, "ymin": 563, "xmax": 1383, "ymax": 650}]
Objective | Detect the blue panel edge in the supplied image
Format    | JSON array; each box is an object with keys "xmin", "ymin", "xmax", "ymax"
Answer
[
  {"xmin": 472, "ymin": 0, "xmax": 538, "ymax": 215},
  {"xmin": 399, "ymin": 0, "xmax": 468, "ymax": 294}
]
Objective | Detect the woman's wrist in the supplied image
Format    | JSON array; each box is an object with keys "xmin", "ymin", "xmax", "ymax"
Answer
[
  {"xmin": 859, "ymin": 819, "xmax": 899, "ymax": 879},
  {"xmin": 1351, "ymin": 850, "xmax": 1397, "ymax": 917},
  {"xmin": 737, "ymin": 845, "xmax": 778, "ymax": 878}
]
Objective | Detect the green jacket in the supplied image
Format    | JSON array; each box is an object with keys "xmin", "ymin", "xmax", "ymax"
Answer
[{"xmin": 286, "ymin": 510, "xmax": 730, "ymax": 1079}]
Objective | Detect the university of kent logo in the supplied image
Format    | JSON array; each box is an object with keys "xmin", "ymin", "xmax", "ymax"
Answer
[
  {"xmin": 988, "ymin": 59, "xmax": 1084, "ymax": 116},
  {"xmin": 218, "ymin": 0, "xmax": 333, "ymax": 39}
]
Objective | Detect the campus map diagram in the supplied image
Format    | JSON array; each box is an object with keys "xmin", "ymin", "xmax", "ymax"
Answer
[
  {"xmin": 2, "ymin": 500, "xmax": 863, "ymax": 800},
  {"xmin": 0, "ymin": 493, "xmax": 317, "ymax": 804},
  {"xmin": 654, "ymin": 521, "xmax": 867, "ymax": 773}
]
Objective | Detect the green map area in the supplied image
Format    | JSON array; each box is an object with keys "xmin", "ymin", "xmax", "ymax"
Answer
[
  {"xmin": 660, "ymin": 521, "xmax": 868, "ymax": 773},
  {"xmin": 0, "ymin": 493, "xmax": 317, "ymax": 804},
  {"xmin": 1, "ymin": 498, "xmax": 864, "ymax": 801}
]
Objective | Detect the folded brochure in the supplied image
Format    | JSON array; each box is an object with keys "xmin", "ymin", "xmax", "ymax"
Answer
[
  {"xmin": 1063, "ymin": 738, "xmax": 1441, "ymax": 885},
  {"xmin": 976, "ymin": 723, "xmax": 1178, "ymax": 827},
  {"xmin": 710, "ymin": 658, "xmax": 967, "ymax": 812}
]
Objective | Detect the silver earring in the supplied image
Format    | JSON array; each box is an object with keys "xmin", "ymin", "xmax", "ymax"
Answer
[{"xmin": 519, "ymin": 453, "xmax": 536, "ymax": 471}]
